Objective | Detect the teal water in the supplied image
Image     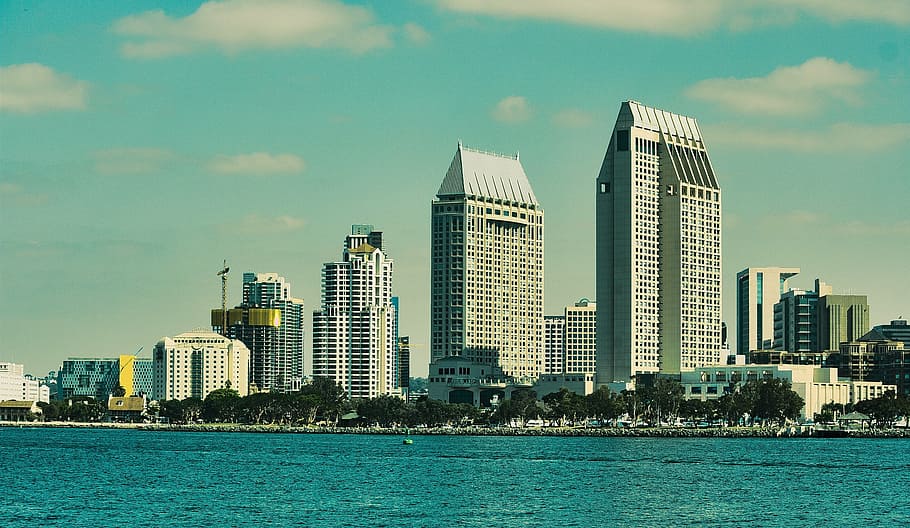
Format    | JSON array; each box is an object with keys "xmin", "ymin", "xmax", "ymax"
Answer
[{"xmin": 1, "ymin": 428, "xmax": 908, "ymax": 527}]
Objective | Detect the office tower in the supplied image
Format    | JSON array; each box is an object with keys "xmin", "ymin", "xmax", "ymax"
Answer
[
  {"xmin": 430, "ymin": 143, "xmax": 544, "ymax": 379},
  {"xmin": 544, "ymin": 316, "xmax": 566, "ymax": 374},
  {"xmin": 312, "ymin": 225, "xmax": 398, "ymax": 399},
  {"xmin": 57, "ymin": 355, "xmax": 153, "ymax": 400},
  {"xmin": 212, "ymin": 272, "xmax": 304, "ymax": 393},
  {"xmin": 596, "ymin": 101, "xmax": 722, "ymax": 384},
  {"xmin": 398, "ymin": 335, "xmax": 411, "ymax": 396},
  {"xmin": 153, "ymin": 329, "xmax": 250, "ymax": 400},
  {"xmin": 817, "ymin": 280, "xmax": 869, "ymax": 351},
  {"xmin": 565, "ymin": 299, "xmax": 597, "ymax": 374},
  {"xmin": 773, "ymin": 289, "xmax": 820, "ymax": 352},
  {"xmin": 736, "ymin": 267, "xmax": 800, "ymax": 354}
]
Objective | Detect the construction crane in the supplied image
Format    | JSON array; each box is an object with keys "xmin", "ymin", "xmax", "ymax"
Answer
[{"xmin": 217, "ymin": 260, "xmax": 229, "ymax": 335}]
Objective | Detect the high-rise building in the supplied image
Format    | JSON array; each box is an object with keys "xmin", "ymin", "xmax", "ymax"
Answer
[
  {"xmin": 818, "ymin": 288, "xmax": 869, "ymax": 351},
  {"xmin": 430, "ymin": 143, "xmax": 544, "ymax": 380},
  {"xmin": 736, "ymin": 267, "xmax": 800, "ymax": 354},
  {"xmin": 544, "ymin": 316, "xmax": 566, "ymax": 374},
  {"xmin": 57, "ymin": 355, "xmax": 153, "ymax": 400},
  {"xmin": 565, "ymin": 299, "xmax": 597, "ymax": 375},
  {"xmin": 153, "ymin": 329, "xmax": 250, "ymax": 401},
  {"xmin": 0, "ymin": 363, "xmax": 50, "ymax": 403},
  {"xmin": 213, "ymin": 272, "xmax": 304, "ymax": 393},
  {"xmin": 773, "ymin": 289, "xmax": 820, "ymax": 352},
  {"xmin": 861, "ymin": 318, "xmax": 910, "ymax": 348},
  {"xmin": 596, "ymin": 101, "xmax": 722, "ymax": 384},
  {"xmin": 312, "ymin": 225, "xmax": 398, "ymax": 399}
]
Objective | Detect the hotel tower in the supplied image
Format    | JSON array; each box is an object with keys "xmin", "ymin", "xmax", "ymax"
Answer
[
  {"xmin": 596, "ymin": 101, "xmax": 722, "ymax": 384},
  {"xmin": 431, "ymin": 143, "xmax": 544, "ymax": 379}
]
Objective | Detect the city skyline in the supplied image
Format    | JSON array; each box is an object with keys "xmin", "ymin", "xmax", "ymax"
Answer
[{"xmin": 2, "ymin": 1, "xmax": 908, "ymax": 377}]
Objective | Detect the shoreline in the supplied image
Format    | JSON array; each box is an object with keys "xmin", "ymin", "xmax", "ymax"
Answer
[{"xmin": 3, "ymin": 421, "xmax": 909, "ymax": 438}]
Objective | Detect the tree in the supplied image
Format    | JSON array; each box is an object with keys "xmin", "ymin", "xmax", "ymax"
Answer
[
  {"xmin": 301, "ymin": 377, "xmax": 347, "ymax": 425},
  {"xmin": 739, "ymin": 379, "xmax": 804, "ymax": 426},
  {"xmin": 586, "ymin": 386, "xmax": 623, "ymax": 425},
  {"xmin": 203, "ymin": 387, "xmax": 241, "ymax": 422},
  {"xmin": 112, "ymin": 385, "xmax": 127, "ymax": 397},
  {"xmin": 542, "ymin": 388, "xmax": 586, "ymax": 425},
  {"xmin": 181, "ymin": 397, "xmax": 203, "ymax": 423}
]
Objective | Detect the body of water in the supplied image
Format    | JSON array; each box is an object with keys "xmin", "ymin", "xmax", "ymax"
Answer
[{"xmin": 1, "ymin": 428, "xmax": 907, "ymax": 527}]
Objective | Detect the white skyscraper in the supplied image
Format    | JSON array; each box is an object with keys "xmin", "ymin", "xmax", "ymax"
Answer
[
  {"xmin": 596, "ymin": 101, "xmax": 722, "ymax": 384},
  {"xmin": 312, "ymin": 225, "xmax": 398, "ymax": 399},
  {"xmin": 431, "ymin": 143, "xmax": 544, "ymax": 380}
]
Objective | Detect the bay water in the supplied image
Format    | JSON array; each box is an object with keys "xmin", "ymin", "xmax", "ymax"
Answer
[{"xmin": 1, "ymin": 427, "xmax": 907, "ymax": 527}]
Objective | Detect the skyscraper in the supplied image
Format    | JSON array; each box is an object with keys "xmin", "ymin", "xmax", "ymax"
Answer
[
  {"xmin": 212, "ymin": 272, "xmax": 304, "ymax": 393},
  {"xmin": 565, "ymin": 299, "xmax": 597, "ymax": 375},
  {"xmin": 544, "ymin": 315, "xmax": 566, "ymax": 375},
  {"xmin": 312, "ymin": 225, "xmax": 398, "ymax": 399},
  {"xmin": 736, "ymin": 267, "xmax": 800, "ymax": 354},
  {"xmin": 596, "ymin": 101, "xmax": 722, "ymax": 384},
  {"xmin": 431, "ymin": 143, "xmax": 544, "ymax": 380}
]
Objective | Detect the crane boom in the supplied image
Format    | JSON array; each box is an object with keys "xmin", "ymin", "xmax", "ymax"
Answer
[{"xmin": 217, "ymin": 259, "xmax": 229, "ymax": 335}]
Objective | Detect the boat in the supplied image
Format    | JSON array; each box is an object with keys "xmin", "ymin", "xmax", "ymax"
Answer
[{"xmin": 402, "ymin": 428, "xmax": 413, "ymax": 444}]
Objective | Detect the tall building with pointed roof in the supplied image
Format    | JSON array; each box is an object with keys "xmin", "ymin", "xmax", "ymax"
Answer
[
  {"xmin": 596, "ymin": 101, "xmax": 722, "ymax": 384},
  {"xmin": 312, "ymin": 225, "xmax": 398, "ymax": 399},
  {"xmin": 430, "ymin": 143, "xmax": 544, "ymax": 381}
]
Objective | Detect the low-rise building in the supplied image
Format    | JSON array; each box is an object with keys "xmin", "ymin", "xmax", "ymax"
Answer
[
  {"xmin": 427, "ymin": 356, "xmax": 533, "ymax": 407},
  {"xmin": 0, "ymin": 363, "xmax": 50, "ymax": 404},
  {"xmin": 0, "ymin": 400, "xmax": 40, "ymax": 421},
  {"xmin": 680, "ymin": 364, "xmax": 895, "ymax": 420},
  {"xmin": 534, "ymin": 373, "xmax": 595, "ymax": 399},
  {"xmin": 57, "ymin": 355, "xmax": 152, "ymax": 401},
  {"xmin": 107, "ymin": 395, "xmax": 147, "ymax": 423}
]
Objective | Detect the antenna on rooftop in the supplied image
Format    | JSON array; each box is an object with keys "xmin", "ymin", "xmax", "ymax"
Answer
[{"xmin": 217, "ymin": 259, "xmax": 229, "ymax": 336}]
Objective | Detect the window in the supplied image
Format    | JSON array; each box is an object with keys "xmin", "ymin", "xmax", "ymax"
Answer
[
  {"xmin": 617, "ymin": 130, "xmax": 630, "ymax": 151},
  {"xmin": 600, "ymin": 182, "xmax": 610, "ymax": 194}
]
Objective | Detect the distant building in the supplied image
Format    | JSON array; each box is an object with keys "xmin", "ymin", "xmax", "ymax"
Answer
[
  {"xmin": 0, "ymin": 363, "xmax": 50, "ymax": 404},
  {"xmin": 596, "ymin": 101, "xmax": 722, "ymax": 384},
  {"xmin": 736, "ymin": 267, "xmax": 800, "ymax": 353},
  {"xmin": 213, "ymin": 272, "xmax": 304, "ymax": 393},
  {"xmin": 427, "ymin": 356, "xmax": 532, "ymax": 407},
  {"xmin": 430, "ymin": 143, "xmax": 544, "ymax": 382},
  {"xmin": 818, "ymin": 285, "xmax": 869, "ymax": 351},
  {"xmin": 565, "ymin": 299, "xmax": 596, "ymax": 375},
  {"xmin": 680, "ymin": 364, "xmax": 895, "ymax": 420},
  {"xmin": 312, "ymin": 225, "xmax": 398, "ymax": 399},
  {"xmin": 534, "ymin": 373, "xmax": 595, "ymax": 399},
  {"xmin": 57, "ymin": 355, "xmax": 152, "ymax": 401},
  {"xmin": 153, "ymin": 329, "xmax": 250, "ymax": 401},
  {"xmin": 398, "ymin": 336, "xmax": 411, "ymax": 397},
  {"xmin": 543, "ymin": 316, "xmax": 566, "ymax": 375},
  {"xmin": 107, "ymin": 395, "xmax": 147, "ymax": 423},
  {"xmin": 861, "ymin": 318, "xmax": 910, "ymax": 348},
  {"xmin": 0, "ymin": 400, "xmax": 41, "ymax": 421},
  {"xmin": 773, "ymin": 289, "xmax": 820, "ymax": 352}
]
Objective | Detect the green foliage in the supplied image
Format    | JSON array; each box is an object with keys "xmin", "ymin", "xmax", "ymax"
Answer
[
  {"xmin": 854, "ymin": 390, "xmax": 910, "ymax": 428},
  {"xmin": 585, "ymin": 386, "xmax": 624, "ymax": 424},
  {"xmin": 38, "ymin": 397, "xmax": 105, "ymax": 423},
  {"xmin": 542, "ymin": 388, "xmax": 586, "ymax": 425}
]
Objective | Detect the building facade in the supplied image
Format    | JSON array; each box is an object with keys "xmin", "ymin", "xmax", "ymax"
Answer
[
  {"xmin": 0, "ymin": 363, "xmax": 50, "ymax": 403},
  {"xmin": 565, "ymin": 299, "xmax": 597, "ymax": 374},
  {"xmin": 430, "ymin": 143, "xmax": 544, "ymax": 380},
  {"xmin": 543, "ymin": 316, "xmax": 566, "ymax": 375},
  {"xmin": 773, "ymin": 289, "xmax": 819, "ymax": 352},
  {"xmin": 818, "ymin": 292, "xmax": 869, "ymax": 351},
  {"xmin": 153, "ymin": 329, "xmax": 250, "ymax": 401},
  {"xmin": 736, "ymin": 267, "xmax": 799, "ymax": 354},
  {"xmin": 213, "ymin": 272, "xmax": 304, "ymax": 393},
  {"xmin": 596, "ymin": 101, "xmax": 722, "ymax": 384},
  {"xmin": 57, "ymin": 355, "xmax": 153, "ymax": 400},
  {"xmin": 312, "ymin": 225, "xmax": 398, "ymax": 399}
]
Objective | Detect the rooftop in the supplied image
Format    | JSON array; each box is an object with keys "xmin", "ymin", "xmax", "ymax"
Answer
[{"xmin": 437, "ymin": 142, "xmax": 539, "ymax": 205}]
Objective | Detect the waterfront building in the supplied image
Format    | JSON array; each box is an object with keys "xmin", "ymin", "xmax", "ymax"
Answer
[
  {"xmin": 544, "ymin": 316, "xmax": 566, "ymax": 375},
  {"xmin": 565, "ymin": 299, "xmax": 597, "ymax": 375},
  {"xmin": 534, "ymin": 373, "xmax": 595, "ymax": 399},
  {"xmin": 773, "ymin": 289, "xmax": 819, "ymax": 352},
  {"xmin": 106, "ymin": 395, "xmax": 146, "ymax": 422},
  {"xmin": 212, "ymin": 272, "xmax": 304, "ymax": 393},
  {"xmin": 430, "ymin": 143, "xmax": 544, "ymax": 381},
  {"xmin": 596, "ymin": 101, "xmax": 722, "ymax": 384},
  {"xmin": 736, "ymin": 267, "xmax": 800, "ymax": 353},
  {"xmin": 312, "ymin": 225, "xmax": 398, "ymax": 399},
  {"xmin": 0, "ymin": 363, "xmax": 50, "ymax": 404},
  {"xmin": 680, "ymin": 364, "xmax": 895, "ymax": 420},
  {"xmin": 0, "ymin": 400, "xmax": 41, "ymax": 421},
  {"xmin": 153, "ymin": 329, "xmax": 250, "ymax": 400},
  {"xmin": 426, "ymin": 356, "xmax": 531, "ymax": 407},
  {"xmin": 57, "ymin": 355, "xmax": 153, "ymax": 401}
]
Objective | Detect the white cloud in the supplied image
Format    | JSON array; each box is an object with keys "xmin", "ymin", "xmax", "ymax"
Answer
[
  {"xmin": 403, "ymin": 23, "xmax": 431, "ymax": 45},
  {"xmin": 492, "ymin": 96, "xmax": 531, "ymax": 123},
  {"xmin": 233, "ymin": 213, "xmax": 306, "ymax": 234},
  {"xmin": 433, "ymin": 1, "xmax": 910, "ymax": 35},
  {"xmin": 208, "ymin": 152, "xmax": 305, "ymax": 174},
  {"xmin": 0, "ymin": 63, "xmax": 88, "ymax": 113},
  {"xmin": 705, "ymin": 122, "xmax": 910, "ymax": 152},
  {"xmin": 686, "ymin": 58, "xmax": 870, "ymax": 116},
  {"xmin": 552, "ymin": 108, "xmax": 594, "ymax": 128},
  {"xmin": 113, "ymin": 0, "xmax": 393, "ymax": 58},
  {"xmin": 93, "ymin": 148, "xmax": 174, "ymax": 174}
]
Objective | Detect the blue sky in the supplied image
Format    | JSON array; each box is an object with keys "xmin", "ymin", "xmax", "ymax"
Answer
[{"xmin": 2, "ymin": 0, "xmax": 908, "ymax": 377}]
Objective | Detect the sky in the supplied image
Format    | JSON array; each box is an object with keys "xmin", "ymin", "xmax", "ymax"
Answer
[{"xmin": 2, "ymin": 0, "xmax": 909, "ymax": 378}]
